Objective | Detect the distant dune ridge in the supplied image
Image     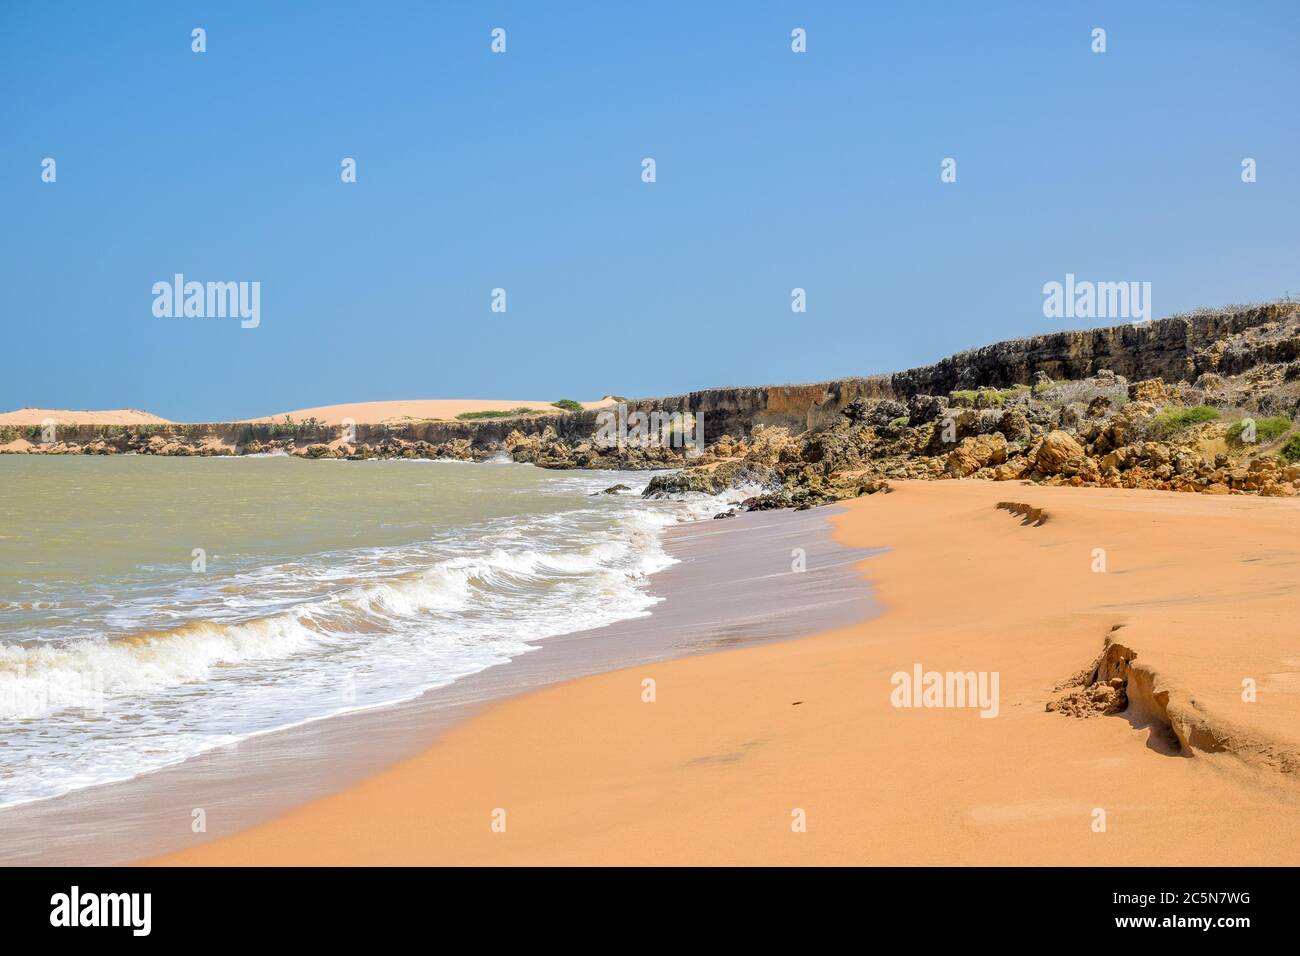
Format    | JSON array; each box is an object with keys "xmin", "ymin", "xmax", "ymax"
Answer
[
  {"xmin": 0, "ymin": 407, "xmax": 171, "ymax": 426},
  {"xmin": 0, "ymin": 400, "xmax": 618, "ymax": 427},
  {"xmin": 244, "ymin": 398, "xmax": 616, "ymax": 427}
]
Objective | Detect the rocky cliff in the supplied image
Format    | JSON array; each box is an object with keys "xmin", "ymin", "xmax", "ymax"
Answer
[
  {"xmin": 6, "ymin": 302, "xmax": 1297, "ymax": 476},
  {"xmin": 621, "ymin": 302, "xmax": 1294, "ymax": 439}
]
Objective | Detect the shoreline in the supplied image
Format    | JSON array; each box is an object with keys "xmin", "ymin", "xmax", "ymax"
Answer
[
  {"xmin": 147, "ymin": 480, "xmax": 1300, "ymax": 866},
  {"xmin": 0, "ymin": 505, "xmax": 874, "ymax": 865}
]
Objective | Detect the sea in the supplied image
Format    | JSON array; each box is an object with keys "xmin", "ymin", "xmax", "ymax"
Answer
[{"xmin": 0, "ymin": 454, "xmax": 753, "ymax": 807}]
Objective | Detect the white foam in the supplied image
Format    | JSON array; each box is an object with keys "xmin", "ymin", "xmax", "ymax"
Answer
[{"xmin": 0, "ymin": 468, "xmax": 741, "ymax": 807}]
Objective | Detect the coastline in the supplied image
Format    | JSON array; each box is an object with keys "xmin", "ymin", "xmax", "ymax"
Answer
[
  {"xmin": 147, "ymin": 480, "xmax": 1300, "ymax": 866},
  {"xmin": 0, "ymin": 505, "xmax": 873, "ymax": 865}
]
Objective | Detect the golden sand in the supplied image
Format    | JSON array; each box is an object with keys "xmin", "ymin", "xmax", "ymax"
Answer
[{"xmin": 149, "ymin": 480, "xmax": 1300, "ymax": 865}]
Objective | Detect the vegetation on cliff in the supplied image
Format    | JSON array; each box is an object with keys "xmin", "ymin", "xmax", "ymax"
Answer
[{"xmin": 455, "ymin": 407, "xmax": 546, "ymax": 420}]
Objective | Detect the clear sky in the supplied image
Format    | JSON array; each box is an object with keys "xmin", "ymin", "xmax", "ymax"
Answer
[{"xmin": 3, "ymin": 1, "xmax": 1297, "ymax": 421}]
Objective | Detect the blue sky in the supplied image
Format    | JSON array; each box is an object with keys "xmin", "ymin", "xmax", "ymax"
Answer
[{"xmin": 2, "ymin": 1, "xmax": 1297, "ymax": 421}]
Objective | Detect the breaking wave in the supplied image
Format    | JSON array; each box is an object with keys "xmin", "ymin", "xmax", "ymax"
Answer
[{"xmin": 0, "ymin": 469, "xmax": 737, "ymax": 807}]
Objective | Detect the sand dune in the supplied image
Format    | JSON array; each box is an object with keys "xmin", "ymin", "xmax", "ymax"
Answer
[
  {"xmin": 244, "ymin": 398, "xmax": 617, "ymax": 426},
  {"xmin": 0, "ymin": 407, "xmax": 171, "ymax": 426},
  {"xmin": 149, "ymin": 481, "xmax": 1300, "ymax": 865},
  {"xmin": 1, "ymin": 398, "xmax": 621, "ymax": 428}
]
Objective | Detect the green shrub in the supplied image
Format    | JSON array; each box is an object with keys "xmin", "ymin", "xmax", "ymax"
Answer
[
  {"xmin": 950, "ymin": 386, "xmax": 1026, "ymax": 408},
  {"xmin": 456, "ymin": 407, "xmax": 545, "ymax": 421},
  {"xmin": 888, "ymin": 416, "xmax": 909, "ymax": 428},
  {"xmin": 552, "ymin": 399, "xmax": 584, "ymax": 412},
  {"xmin": 1227, "ymin": 416, "xmax": 1291, "ymax": 445},
  {"xmin": 1148, "ymin": 405, "xmax": 1220, "ymax": 439},
  {"xmin": 1032, "ymin": 379, "xmax": 1070, "ymax": 395},
  {"xmin": 1281, "ymin": 434, "xmax": 1300, "ymax": 463}
]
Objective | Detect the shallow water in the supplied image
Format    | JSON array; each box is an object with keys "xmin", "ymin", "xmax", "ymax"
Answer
[{"xmin": 0, "ymin": 455, "xmax": 748, "ymax": 806}]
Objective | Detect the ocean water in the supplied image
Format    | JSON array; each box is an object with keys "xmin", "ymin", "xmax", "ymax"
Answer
[{"xmin": 0, "ymin": 455, "xmax": 750, "ymax": 807}]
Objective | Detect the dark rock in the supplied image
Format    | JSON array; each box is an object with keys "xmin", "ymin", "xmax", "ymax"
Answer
[
  {"xmin": 642, "ymin": 461, "xmax": 777, "ymax": 498},
  {"xmin": 841, "ymin": 398, "xmax": 870, "ymax": 424},
  {"xmin": 868, "ymin": 399, "xmax": 908, "ymax": 427},
  {"xmin": 907, "ymin": 394, "xmax": 947, "ymax": 426}
]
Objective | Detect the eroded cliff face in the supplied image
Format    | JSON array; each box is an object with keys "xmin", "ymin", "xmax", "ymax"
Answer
[
  {"xmin": 887, "ymin": 304, "xmax": 1291, "ymax": 396},
  {"xmin": 611, "ymin": 303, "xmax": 1294, "ymax": 441}
]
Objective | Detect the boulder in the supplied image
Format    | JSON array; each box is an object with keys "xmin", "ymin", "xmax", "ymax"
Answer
[
  {"xmin": 1128, "ymin": 378, "xmax": 1169, "ymax": 403},
  {"xmin": 908, "ymin": 394, "xmax": 947, "ymax": 426},
  {"xmin": 945, "ymin": 434, "xmax": 1008, "ymax": 477},
  {"xmin": 642, "ymin": 461, "xmax": 777, "ymax": 498},
  {"xmin": 992, "ymin": 458, "xmax": 1029, "ymax": 481},
  {"xmin": 1086, "ymin": 395, "xmax": 1111, "ymax": 418},
  {"xmin": 996, "ymin": 408, "xmax": 1031, "ymax": 441},
  {"xmin": 1030, "ymin": 431, "xmax": 1086, "ymax": 475},
  {"xmin": 867, "ymin": 400, "xmax": 908, "ymax": 428},
  {"xmin": 841, "ymin": 398, "xmax": 870, "ymax": 425}
]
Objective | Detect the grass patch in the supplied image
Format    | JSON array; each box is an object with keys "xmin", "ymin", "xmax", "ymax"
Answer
[
  {"xmin": 456, "ymin": 407, "xmax": 546, "ymax": 421},
  {"xmin": 551, "ymin": 399, "xmax": 584, "ymax": 412},
  {"xmin": 1281, "ymin": 434, "xmax": 1300, "ymax": 464},
  {"xmin": 1228, "ymin": 416, "xmax": 1291, "ymax": 445},
  {"xmin": 1148, "ymin": 405, "xmax": 1220, "ymax": 439},
  {"xmin": 950, "ymin": 385, "xmax": 1028, "ymax": 407}
]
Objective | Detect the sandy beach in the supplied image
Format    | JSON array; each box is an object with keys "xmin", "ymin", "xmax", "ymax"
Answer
[
  {"xmin": 0, "ymin": 497, "xmax": 872, "ymax": 865},
  {"xmin": 147, "ymin": 480, "xmax": 1300, "ymax": 866}
]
